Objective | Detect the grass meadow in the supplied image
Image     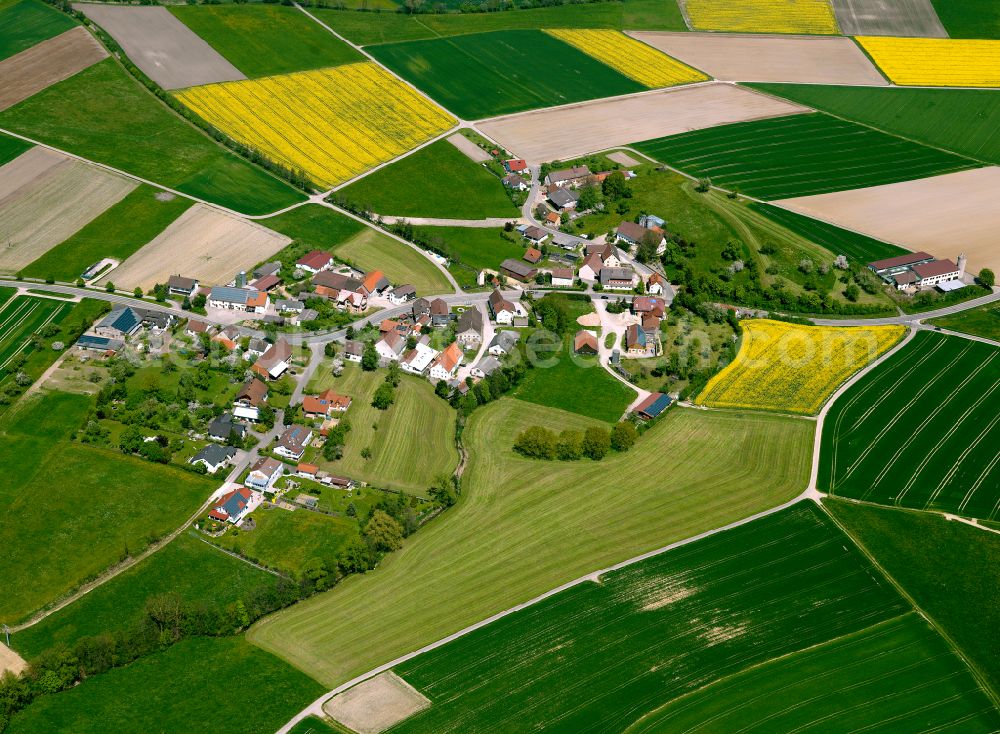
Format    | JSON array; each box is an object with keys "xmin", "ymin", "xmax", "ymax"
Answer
[
  {"xmin": 0, "ymin": 59, "xmax": 304, "ymax": 215},
  {"xmin": 7, "ymin": 637, "xmax": 325, "ymax": 734},
  {"xmin": 341, "ymin": 138, "xmax": 517, "ymax": 219},
  {"xmin": 748, "ymin": 84, "xmax": 1000, "ymax": 165},
  {"xmin": 929, "ymin": 302, "xmax": 1000, "ymax": 341},
  {"xmin": 0, "ymin": 296, "xmax": 70, "ymax": 379},
  {"xmin": 930, "ymin": 0, "xmax": 1000, "ymax": 38},
  {"xmin": 411, "ymin": 225, "xmax": 524, "ymax": 273},
  {"xmin": 171, "ymin": 4, "xmax": 363, "ymax": 78},
  {"xmin": 367, "ymin": 30, "xmax": 644, "ymax": 120},
  {"xmin": 306, "ymin": 363, "xmax": 458, "ymax": 493},
  {"xmin": 828, "ymin": 499, "xmax": 1000, "ymax": 697},
  {"xmin": 634, "ymin": 112, "xmax": 980, "ymax": 200},
  {"xmin": 22, "ymin": 186, "xmax": 193, "ymax": 282},
  {"xmin": 0, "ymin": 0, "xmax": 76, "ymax": 61},
  {"xmin": 0, "ymin": 133, "xmax": 32, "ymax": 166},
  {"xmin": 11, "ymin": 532, "xmax": 279, "ymax": 661},
  {"xmin": 820, "ymin": 331, "xmax": 1000, "ymax": 521},
  {"xmin": 378, "ymin": 504, "xmax": 996, "ymax": 733},
  {"xmin": 249, "ymin": 401, "xmax": 812, "ymax": 686},
  {"xmin": 0, "ymin": 391, "xmax": 218, "ymax": 624}
]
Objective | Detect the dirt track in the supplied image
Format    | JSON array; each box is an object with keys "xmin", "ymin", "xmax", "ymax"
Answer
[
  {"xmin": 628, "ymin": 32, "xmax": 888, "ymax": 85},
  {"xmin": 447, "ymin": 133, "xmax": 489, "ymax": 162},
  {"xmin": 776, "ymin": 167, "xmax": 1000, "ymax": 274},
  {"xmin": 0, "ymin": 27, "xmax": 108, "ymax": 112},
  {"xmin": 101, "ymin": 203, "xmax": 290, "ymax": 291},
  {"xmin": 74, "ymin": 3, "xmax": 245, "ymax": 90},
  {"xmin": 478, "ymin": 83, "xmax": 808, "ymax": 163}
]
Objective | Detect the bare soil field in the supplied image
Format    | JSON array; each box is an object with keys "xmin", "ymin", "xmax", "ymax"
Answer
[
  {"xmin": 0, "ymin": 147, "xmax": 136, "ymax": 273},
  {"xmin": 777, "ymin": 167, "xmax": 1000, "ymax": 273},
  {"xmin": 0, "ymin": 27, "xmax": 107, "ymax": 112},
  {"xmin": 478, "ymin": 83, "xmax": 808, "ymax": 163},
  {"xmin": 830, "ymin": 0, "xmax": 947, "ymax": 37},
  {"xmin": 74, "ymin": 3, "xmax": 245, "ymax": 90},
  {"xmin": 446, "ymin": 133, "xmax": 489, "ymax": 163},
  {"xmin": 0, "ymin": 642, "xmax": 27, "ymax": 677},
  {"xmin": 100, "ymin": 203, "xmax": 290, "ymax": 291},
  {"xmin": 607, "ymin": 151, "xmax": 641, "ymax": 167},
  {"xmin": 323, "ymin": 672, "xmax": 431, "ymax": 734},
  {"xmin": 628, "ymin": 32, "xmax": 888, "ymax": 85}
]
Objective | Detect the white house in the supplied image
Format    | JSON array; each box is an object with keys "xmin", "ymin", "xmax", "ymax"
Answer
[
  {"xmin": 375, "ymin": 331, "xmax": 405, "ymax": 362},
  {"xmin": 401, "ymin": 336, "xmax": 437, "ymax": 375},
  {"xmin": 190, "ymin": 444, "xmax": 236, "ymax": 474},
  {"xmin": 274, "ymin": 425, "xmax": 313, "ymax": 461},
  {"xmin": 388, "ymin": 285, "xmax": 416, "ymax": 305},
  {"xmin": 208, "ymin": 486, "xmax": 262, "ymax": 526},
  {"xmin": 245, "ymin": 457, "xmax": 284, "ymax": 492},
  {"xmin": 550, "ymin": 268, "xmax": 575, "ymax": 287},
  {"xmin": 429, "ymin": 343, "xmax": 463, "ymax": 382},
  {"xmin": 208, "ymin": 286, "xmax": 269, "ymax": 314},
  {"xmin": 488, "ymin": 289, "xmax": 517, "ymax": 325}
]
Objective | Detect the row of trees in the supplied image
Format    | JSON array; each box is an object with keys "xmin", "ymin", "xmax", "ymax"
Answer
[{"xmin": 513, "ymin": 421, "xmax": 637, "ymax": 461}]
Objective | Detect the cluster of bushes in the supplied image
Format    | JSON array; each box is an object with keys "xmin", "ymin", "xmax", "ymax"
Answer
[
  {"xmin": 438, "ymin": 360, "xmax": 527, "ymax": 416},
  {"xmin": 513, "ymin": 421, "xmax": 637, "ymax": 461}
]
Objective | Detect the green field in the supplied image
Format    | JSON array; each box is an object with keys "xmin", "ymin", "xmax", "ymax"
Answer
[
  {"xmin": 748, "ymin": 84, "xmax": 1000, "ymax": 165},
  {"xmin": 11, "ymin": 532, "xmax": 278, "ymax": 661},
  {"xmin": 377, "ymin": 504, "xmax": 996, "ymax": 733},
  {"xmin": 929, "ymin": 0, "xmax": 1000, "ymax": 38},
  {"xmin": 0, "ymin": 59, "xmax": 304, "ymax": 215},
  {"xmin": 820, "ymin": 331, "xmax": 1000, "ymax": 521},
  {"xmin": 341, "ymin": 138, "xmax": 517, "ymax": 219},
  {"xmin": 750, "ymin": 202, "xmax": 907, "ymax": 263},
  {"xmin": 249, "ymin": 401, "xmax": 812, "ymax": 686},
  {"xmin": 171, "ymin": 4, "xmax": 364, "ymax": 78},
  {"xmin": 261, "ymin": 205, "xmax": 453, "ymax": 295},
  {"xmin": 314, "ymin": 0, "xmax": 685, "ymax": 46},
  {"xmin": 828, "ymin": 499, "xmax": 1000, "ymax": 697},
  {"xmin": 513, "ymin": 337, "xmax": 636, "ymax": 422},
  {"xmin": 0, "ymin": 0, "xmax": 76, "ymax": 61},
  {"xmin": 411, "ymin": 225, "xmax": 524, "ymax": 274},
  {"xmin": 928, "ymin": 302, "xmax": 1000, "ymax": 341},
  {"xmin": 367, "ymin": 29, "xmax": 645, "ymax": 120},
  {"xmin": 7, "ymin": 637, "xmax": 325, "ymax": 734},
  {"xmin": 0, "ymin": 133, "xmax": 32, "ymax": 165},
  {"xmin": 22, "ymin": 186, "xmax": 194, "ymax": 282},
  {"xmin": 213, "ymin": 505, "xmax": 359, "ymax": 577},
  {"xmin": 307, "ymin": 363, "xmax": 458, "ymax": 493},
  {"xmin": 0, "ymin": 296, "xmax": 70, "ymax": 379},
  {"xmin": 634, "ymin": 112, "xmax": 980, "ymax": 200},
  {"xmin": 0, "ymin": 391, "xmax": 218, "ymax": 623}
]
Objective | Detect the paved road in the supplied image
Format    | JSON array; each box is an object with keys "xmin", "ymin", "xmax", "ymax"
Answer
[
  {"xmin": 811, "ymin": 289, "xmax": 1000, "ymax": 326},
  {"xmin": 376, "ymin": 215, "xmax": 523, "ymax": 228}
]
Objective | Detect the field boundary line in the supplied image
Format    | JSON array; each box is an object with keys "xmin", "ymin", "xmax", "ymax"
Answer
[
  {"xmin": 923, "ymin": 325, "xmax": 1000, "ymax": 349},
  {"xmin": 187, "ymin": 530, "xmax": 289, "ymax": 579},
  {"xmin": 821, "ymin": 501, "xmax": 1000, "ymax": 710}
]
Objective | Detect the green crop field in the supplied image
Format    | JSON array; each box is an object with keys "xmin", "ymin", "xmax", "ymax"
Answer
[
  {"xmin": 0, "ymin": 0, "xmax": 76, "ymax": 61},
  {"xmin": 0, "ymin": 391, "xmax": 218, "ymax": 624},
  {"xmin": 213, "ymin": 505, "xmax": 359, "ymax": 577},
  {"xmin": 626, "ymin": 613, "xmax": 998, "ymax": 734},
  {"xmin": 0, "ymin": 296, "xmax": 70, "ymax": 379},
  {"xmin": 249, "ymin": 401, "xmax": 812, "ymax": 686},
  {"xmin": 261, "ymin": 205, "xmax": 453, "ymax": 295},
  {"xmin": 306, "ymin": 363, "xmax": 458, "ymax": 493},
  {"xmin": 11, "ymin": 532, "xmax": 278, "ymax": 661},
  {"xmin": 377, "ymin": 504, "xmax": 996, "ymax": 733},
  {"xmin": 288, "ymin": 717, "xmax": 341, "ymax": 734},
  {"xmin": 411, "ymin": 225, "xmax": 525, "ymax": 274},
  {"xmin": 0, "ymin": 59, "xmax": 304, "ymax": 215},
  {"xmin": 634, "ymin": 112, "xmax": 980, "ymax": 200},
  {"xmin": 7, "ymin": 637, "xmax": 325, "ymax": 734},
  {"xmin": 22, "ymin": 186, "xmax": 194, "ymax": 282},
  {"xmin": 929, "ymin": 0, "xmax": 1000, "ymax": 38},
  {"xmin": 820, "ymin": 331, "xmax": 1000, "ymax": 521},
  {"xmin": 828, "ymin": 499, "xmax": 1000, "ymax": 696},
  {"xmin": 340, "ymin": 138, "xmax": 517, "ymax": 219},
  {"xmin": 928, "ymin": 302, "xmax": 1000, "ymax": 341},
  {"xmin": 367, "ymin": 30, "xmax": 644, "ymax": 120},
  {"xmin": 748, "ymin": 84, "xmax": 1000, "ymax": 165},
  {"xmin": 171, "ymin": 4, "xmax": 364, "ymax": 78},
  {"xmin": 0, "ymin": 133, "xmax": 32, "ymax": 166},
  {"xmin": 749, "ymin": 202, "xmax": 907, "ymax": 263},
  {"xmin": 513, "ymin": 336, "xmax": 635, "ymax": 422},
  {"xmin": 314, "ymin": 0, "xmax": 685, "ymax": 46}
]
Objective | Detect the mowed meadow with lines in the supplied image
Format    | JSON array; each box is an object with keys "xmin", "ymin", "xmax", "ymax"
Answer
[{"xmin": 0, "ymin": 295, "xmax": 70, "ymax": 379}]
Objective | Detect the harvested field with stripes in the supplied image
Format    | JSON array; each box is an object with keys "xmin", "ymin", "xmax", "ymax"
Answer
[
  {"xmin": 175, "ymin": 62, "xmax": 455, "ymax": 188},
  {"xmin": 100, "ymin": 203, "xmax": 290, "ymax": 292},
  {"xmin": 0, "ymin": 296, "xmax": 70, "ymax": 380},
  {"xmin": 820, "ymin": 331, "xmax": 1000, "ymax": 521},
  {"xmin": 0, "ymin": 26, "xmax": 108, "ymax": 112},
  {"xmin": 321, "ymin": 504, "xmax": 998, "ymax": 733},
  {"xmin": 0, "ymin": 147, "xmax": 137, "ymax": 274},
  {"xmin": 830, "ymin": 0, "xmax": 947, "ymax": 37},
  {"xmin": 857, "ymin": 37, "xmax": 1000, "ymax": 88},
  {"xmin": 634, "ymin": 112, "xmax": 979, "ymax": 200}
]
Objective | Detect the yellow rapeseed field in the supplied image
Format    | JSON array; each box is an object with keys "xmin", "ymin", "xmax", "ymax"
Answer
[
  {"xmin": 696, "ymin": 319, "xmax": 905, "ymax": 415},
  {"xmin": 175, "ymin": 62, "xmax": 456, "ymax": 189},
  {"xmin": 544, "ymin": 29, "xmax": 708, "ymax": 88},
  {"xmin": 856, "ymin": 37, "xmax": 1000, "ymax": 88},
  {"xmin": 685, "ymin": 0, "xmax": 839, "ymax": 34}
]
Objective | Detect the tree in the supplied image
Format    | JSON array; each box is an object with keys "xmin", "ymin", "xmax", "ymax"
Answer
[
  {"xmin": 577, "ymin": 185, "xmax": 599, "ymax": 211},
  {"xmin": 372, "ymin": 382, "xmax": 395, "ymax": 410},
  {"xmin": 324, "ymin": 342, "xmax": 338, "ymax": 358},
  {"xmin": 435, "ymin": 379, "xmax": 450, "ymax": 399},
  {"xmin": 364, "ymin": 510, "xmax": 404, "ymax": 552},
  {"xmin": 429, "ymin": 473, "xmax": 457, "ymax": 507},
  {"xmin": 192, "ymin": 293, "xmax": 206, "ymax": 309},
  {"xmin": 978, "ymin": 268, "xmax": 995, "ymax": 288},
  {"xmin": 844, "ymin": 283, "xmax": 860, "ymax": 302},
  {"xmin": 338, "ymin": 536, "xmax": 372, "ymax": 574},
  {"xmin": 385, "ymin": 360, "xmax": 401, "ymax": 387},
  {"xmin": 513, "ymin": 425, "xmax": 556, "ymax": 459},
  {"xmin": 602, "ymin": 171, "xmax": 630, "ymax": 201},
  {"xmin": 118, "ymin": 425, "xmax": 144, "ymax": 455},
  {"xmin": 361, "ymin": 341, "xmax": 378, "ymax": 371},
  {"xmin": 556, "ymin": 429, "xmax": 583, "ymax": 460},
  {"xmin": 133, "ymin": 287, "xmax": 143, "ymax": 298},
  {"xmin": 257, "ymin": 404, "xmax": 275, "ymax": 430},
  {"xmin": 181, "ymin": 296, "xmax": 192, "ymax": 311},
  {"xmin": 582, "ymin": 426, "xmax": 610, "ymax": 460},
  {"xmin": 105, "ymin": 281, "xmax": 116, "ymax": 293},
  {"xmin": 610, "ymin": 422, "xmax": 637, "ymax": 452}
]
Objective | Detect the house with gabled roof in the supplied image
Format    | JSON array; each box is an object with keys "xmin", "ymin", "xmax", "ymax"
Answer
[
  {"xmin": 456, "ymin": 307, "xmax": 484, "ymax": 346},
  {"xmin": 574, "ymin": 330, "xmax": 598, "ymax": 355},
  {"xmin": 252, "ymin": 338, "xmax": 292, "ymax": 380},
  {"xmin": 343, "ymin": 339, "xmax": 364, "ymax": 363},
  {"xmin": 430, "ymin": 298, "xmax": 450, "ymax": 326},
  {"xmin": 234, "ymin": 378, "xmax": 268, "ymax": 421},
  {"xmin": 488, "ymin": 289, "xmax": 517, "ymax": 325},
  {"xmin": 471, "ymin": 355, "xmax": 500, "ymax": 378},
  {"xmin": 429, "ymin": 342, "xmax": 463, "ymax": 381},
  {"xmin": 502, "ymin": 173, "xmax": 528, "ymax": 191},
  {"xmin": 375, "ymin": 330, "xmax": 405, "ymax": 362},
  {"xmin": 600, "ymin": 267, "xmax": 637, "ymax": 291},
  {"xmin": 208, "ymin": 287, "xmax": 268, "ymax": 314},
  {"xmin": 245, "ymin": 457, "xmax": 284, "ymax": 492},
  {"xmin": 388, "ymin": 285, "xmax": 416, "ymax": 304},
  {"xmin": 167, "ymin": 275, "xmax": 199, "ymax": 297},
  {"xmin": 208, "ymin": 412, "xmax": 247, "ymax": 443},
  {"xmin": 626, "ymin": 323, "xmax": 654, "ymax": 356},
  {"xmin": 488, "ymin": 330, "xmax": 520, "ymax": 356},
  {"xmin": 274, "ymin": 425, "xmax": 313, "ymax": 461},
  {"xmin": 296, "ymin": 250, "xmax": 334, "ymax": 274},
  {"xmin": 362, "ymin": 270, "xmax": 390, "ymax": 295},
  {"xmin": 401, "ymin": 335, "xmax": 437, "ymax": 375},
  {"xmin": 500, "ymin": 259, "xmax": 537, "ymax": 283},
  {"xmin": 548, "ymin": 187, "xmax": 579, "ymax": 211},
  {"xmin": 209, "ymin": 486, "xmax": 261, "ymax": 525},
  {"xmin": 550, "ymin": 268, "xmax": 575, "ymax": 287},
  {"xmin": 191, "ymin": 444, "xmax": 236, "ymax": 474},
  {"xmin": 545, "ymin": 165, "xmax": 591, "ymax": 187},
  {"xmin": 303, "ymin": 389, "xmax": 351, "ymax": 417}
]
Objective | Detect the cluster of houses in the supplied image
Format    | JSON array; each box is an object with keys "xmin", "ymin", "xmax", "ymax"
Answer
[
  {"xmin": 76, "ymin": 304, "xmax": 176, "ymax": 354},
  {"xmin": 868, "ymin": 252, "xmax": 968, "ymax": 293}
]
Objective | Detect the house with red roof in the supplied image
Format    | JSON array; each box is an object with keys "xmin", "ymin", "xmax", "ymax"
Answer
[
  {"xmin": 208, "ymin": 486, "xmax": 261, "ymax": 525},
  {"xmin": 303, "ymin": 389, "xmax": 352, "ymax": 418},
  {"xmin": 296, "ymin": 250, "xmax": 334, "ymax": 274}
]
